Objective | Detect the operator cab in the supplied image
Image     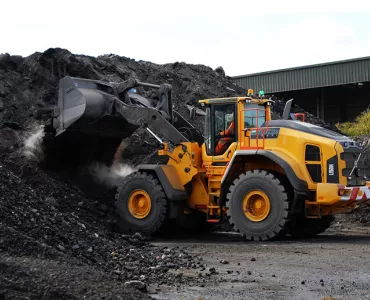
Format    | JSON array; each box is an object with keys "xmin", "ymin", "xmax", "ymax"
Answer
[{"xmin": 200, "ymin": 93, "xmax": 273, "ymax": 157}]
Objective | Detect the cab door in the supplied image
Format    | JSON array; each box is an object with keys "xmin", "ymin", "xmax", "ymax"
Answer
[
  {"xmin": 202, "ymin": 103, "xmax": 238, "ymax": 168},
  {"xmin": 239, "ymin": 102, "xmax": 267, "ymax": 150}
]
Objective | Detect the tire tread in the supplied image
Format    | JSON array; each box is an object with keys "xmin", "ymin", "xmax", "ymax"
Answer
[
  {"xmin": 115, "ymin": 171, "xmax": 167, "ymax": 235},
  {"xmin": 226, "ymin": 170, "xmax": 292, "ymax": 241}
]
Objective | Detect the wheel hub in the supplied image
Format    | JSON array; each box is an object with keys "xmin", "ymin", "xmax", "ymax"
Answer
[
  {"xmin": 128, "ymin": 190, "xmax": 152, "ymax": 219},
  {"xmin": 243, "ymin": 190, "xmax": 271, "ymax": 222}
]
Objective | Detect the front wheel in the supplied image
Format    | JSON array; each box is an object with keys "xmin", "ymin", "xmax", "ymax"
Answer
[
  {"xmin": 226, "ymin": 170, "xmax": 291, "ymax": 241},
  {"xmin": 115, "ymin": 171, "xmax": 168, "ymax": 235}
]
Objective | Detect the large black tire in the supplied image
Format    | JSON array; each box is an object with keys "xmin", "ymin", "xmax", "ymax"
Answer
[
  {"xmin": 226, "ymin": 170, "xmax": 291, "ymax": 241},
  {"xmin": 115, "ymin": 171, "xmax": 167, "ymax": 235},
  {"xmin": 288, "ymin": 216, "xmax": 335, "ymax": 238}
]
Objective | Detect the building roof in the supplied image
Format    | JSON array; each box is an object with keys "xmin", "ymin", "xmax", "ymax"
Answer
[
  {"xmin": 232, "ymin": 56, "xmax": 370, "ymax": 93},
  {"xmin": 199, "ymin": 97, "xmax": 270, "ymax": 105}
]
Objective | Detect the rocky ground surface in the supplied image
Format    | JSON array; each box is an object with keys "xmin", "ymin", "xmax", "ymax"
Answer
[
  {"xmin": 0, "ymin": 48, "xmax": 370, "ymax": 299},
  {"xmin": 151, "ymin": 217, "xmax": 370, "ymax": 300}
]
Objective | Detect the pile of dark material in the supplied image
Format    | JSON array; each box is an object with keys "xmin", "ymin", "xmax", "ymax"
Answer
[
  {"xmin": 271, "ymin": 99, "xmax": 339, "ymax": 131},
  {"xmin": 351, "ymin": 203, "xmax": 370, "ymax": 224},
  {"xmin": 0, "ymin": 48, "xmax": 339, "ymax": 163},
  {"xmin": 0, "ymin": 48, "xmax": 245, "ymax": 139},
  {"xmin": 0, "ymin": 48, "xmax": 344, "ymax": 299},
  {"xmin": 0, "ymin": 157, "xmax": 206, "ymax": 299}
]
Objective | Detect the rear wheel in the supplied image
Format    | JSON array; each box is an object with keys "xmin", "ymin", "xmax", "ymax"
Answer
[
  {"xmin": 226, "ymin": 170, "xmax": 291, "ymax": 241},
  {"xmin": 115, "ymin": 171, "xmax": 167, "ymax": 235},
  {"xmin": 288, "ymin": 215, "xmax": 335, "ymax": 238}
]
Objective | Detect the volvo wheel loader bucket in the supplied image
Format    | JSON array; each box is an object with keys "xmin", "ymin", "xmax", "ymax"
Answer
[{"xmin": 52, "ymin": 76, "xmax": 141, "ymax": 138}]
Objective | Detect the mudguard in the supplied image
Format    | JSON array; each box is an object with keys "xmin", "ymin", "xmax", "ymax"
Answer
[
  {"xmin": 137, "ymin": 164, "xmax": 188, "ymax": 201},
  {"xmin": 221, "ymin": 150, "xmax": 308, "ymax": 192}
]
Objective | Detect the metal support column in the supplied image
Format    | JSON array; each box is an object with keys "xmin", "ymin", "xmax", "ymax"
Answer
[
  {"xmin": 316, "ymin": 97, "xmax": 320, "ymax": 118},
  {"xmin": 320, "ymin": 88, "xmax": 325, "ymax": 120}
]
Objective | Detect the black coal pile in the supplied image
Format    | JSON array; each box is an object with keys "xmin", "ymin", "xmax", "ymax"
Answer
[
  {"xmin": 0, "ymin": 48, "xmax": 246, "ymax": 156},
  {"xmin": 350, "ymin": 203, "xmax": 370, "ymax": 224},
  {"xmin": 271, "ymin": 99, "xmax": 340, "ymax": 132},
  {"xmin": 0, "ymin": 48, "xmax": 339, "ymax": 164},
  {"xmin": 0, "ymin": 158, "xmax": 205, "ymax": 299}
]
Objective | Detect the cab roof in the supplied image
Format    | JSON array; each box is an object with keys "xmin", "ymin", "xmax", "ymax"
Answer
[{"xmin": 199, "ymin": 96, "xmax": 272, "ymax": 105}]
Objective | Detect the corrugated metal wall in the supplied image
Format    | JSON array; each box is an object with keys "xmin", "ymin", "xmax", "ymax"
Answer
[{"xmin": 233, "ymin": 58, "xmax": 370, "ymax": 93}]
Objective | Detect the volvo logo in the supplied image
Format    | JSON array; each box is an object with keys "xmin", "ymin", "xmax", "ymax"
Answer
[{"xmin": 329, "ymin": 164, "xmax": 335, "ymax": 176}]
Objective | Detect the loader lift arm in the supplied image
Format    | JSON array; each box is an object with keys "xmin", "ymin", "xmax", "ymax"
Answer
[
  {"xmin": 52, "ymin": 76, "xmax": 203, "ymax": 146},
  {"xmin": 114, "ymin": 98, "xmax": 189, "ymax": 145}
]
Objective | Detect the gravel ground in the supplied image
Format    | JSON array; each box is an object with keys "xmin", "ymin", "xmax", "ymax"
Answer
[{"xmin": 150, "ymin": 216, "xmax": 370, "ymax": 300}]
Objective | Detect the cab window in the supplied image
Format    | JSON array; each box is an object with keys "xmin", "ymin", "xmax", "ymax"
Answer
[
  {"xmin": 244, "ymin": 104, "xmax": 266, "ymax": 129},
  {"xmin": 204, "ymin": 103, "xmax": 237, "ymax": 156}
]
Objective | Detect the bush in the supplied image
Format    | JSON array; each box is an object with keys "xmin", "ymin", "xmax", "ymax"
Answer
[{"xmin": 337, "ymin": 109, "xmax": 370, "ymax": 136}]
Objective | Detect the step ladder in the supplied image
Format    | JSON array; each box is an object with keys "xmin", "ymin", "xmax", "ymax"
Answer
[{"xmin": 207, "ymin": 177, "xmax": 222, "ymax": 223}]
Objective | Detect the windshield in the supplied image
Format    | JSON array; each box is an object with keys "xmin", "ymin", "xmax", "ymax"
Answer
[
  {"xmin": 215, "ymin": 109, "xmax": 234, "ymax": 133},
  {"xmin": 244, "ymin": 104, "xmax": 266, "ymax": 128}
]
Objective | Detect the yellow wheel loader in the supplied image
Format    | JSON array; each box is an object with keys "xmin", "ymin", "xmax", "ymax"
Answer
[{"xmin": 47, "ymin": 76, "xmax": 370, "ymax": 241}]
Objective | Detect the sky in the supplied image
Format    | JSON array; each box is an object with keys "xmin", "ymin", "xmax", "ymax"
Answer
[{"xmin": 1, "ymin": 0, "xmax": 370, "ymax": 76}]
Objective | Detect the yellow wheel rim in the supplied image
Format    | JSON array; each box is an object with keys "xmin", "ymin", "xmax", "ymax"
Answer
[
  {"xmin": 128, "ymin": 190, "xmax": 151, "ymax": 219},
  {"xmin": 243, "ymin": 190, "xmax": 271, "ymax": 222}
]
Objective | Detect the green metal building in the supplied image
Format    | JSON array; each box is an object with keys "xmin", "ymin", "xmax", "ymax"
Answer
[{"xmin": 232, "ymin": 57, "xmax": 370, "ymax": 122}]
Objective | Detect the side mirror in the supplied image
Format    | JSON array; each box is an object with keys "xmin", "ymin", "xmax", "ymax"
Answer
[{"xmin": 282, "ymin": 99, "xmax": 294, "ymax": 120}]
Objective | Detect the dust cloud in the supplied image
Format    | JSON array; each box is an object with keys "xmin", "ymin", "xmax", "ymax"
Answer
[
  {"xmin": 89, "ymin": 162, "xmax": 136, "ymax": 187},
  {"xmin": 23, "ymin": 125, "xmax": 45, "ymax": 160}
]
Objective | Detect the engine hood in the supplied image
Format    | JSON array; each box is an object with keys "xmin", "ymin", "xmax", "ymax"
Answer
[{"xmin": 264, "ymin": 120, "xmax": 355, "ymax": 143}]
